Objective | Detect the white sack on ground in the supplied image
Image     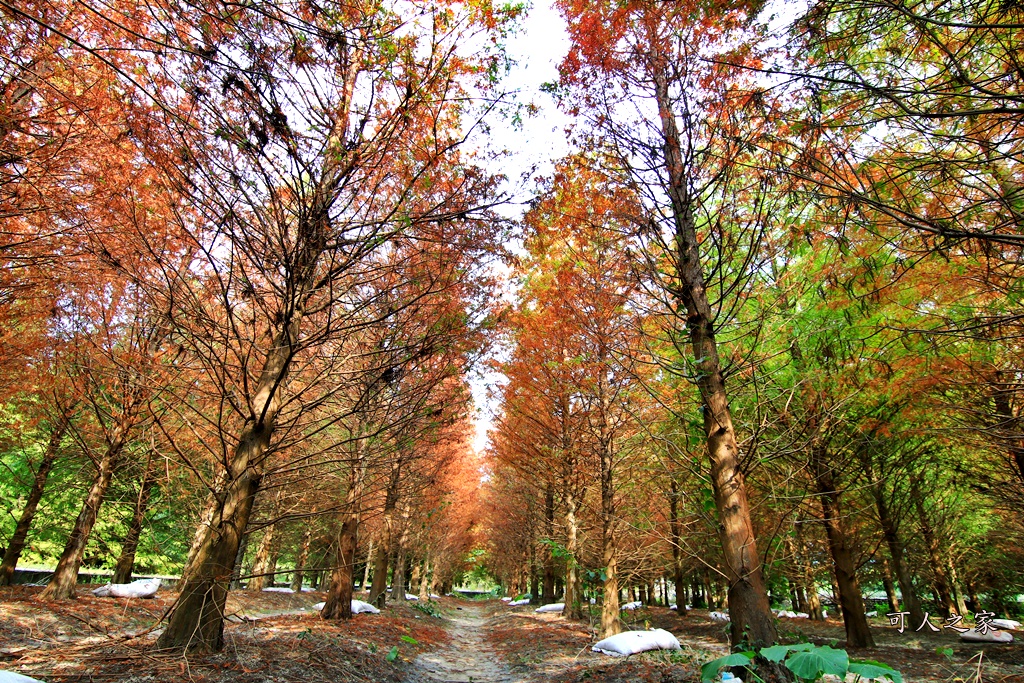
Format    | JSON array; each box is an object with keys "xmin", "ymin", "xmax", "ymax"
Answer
[
  {"xmin": 0, "ymin": 671, "xmax": 47, "ymax": 683},
  {"xmin": 621, "ymin": 601, "xmax": 642, "ymax": 611},
  {"xmin": 352, "ymin": 599, "xmax": 380, "ymax": 614},
  {"xmin": 262, "ymin": 587, "xmax": 294, "ymax": 593},
  {"xmin": 91, "ymin": 578, "xmax": 160, "ymax": 599},
  {"xmin": 535, "ymin": 602, "xmax": 564, "ymax": 613},
  {"xmin": 311, "ymin": 600, "xmax": 380, "ymax": 614},
  {"xmin": 592, "ymin": 629, "xmax": 682, "ymax": 657},
  {"xmin": 501, "ymin": 597, "xmax": 514, "ymax": 602},
  {"xmin": 710, "ymin": 611, "xmax": 730, "ymax": 622},
  {"xmin": 430, "ymin": 594, "xmax": 442, "ymax": 599},
  {"xmin": 961, "ymin": 628, "xmax": 1013, "ymax": 643},
  {"xmin": 404, "ymin": 593, "xmax": 419, "ymax": 601},
  {"xmin": 991, "ymin": 619, "xmax": 1020, "ymax": 630},
  {"xmin": 509, "ymin": 598, "xmax": 531, "ymax": 606}
]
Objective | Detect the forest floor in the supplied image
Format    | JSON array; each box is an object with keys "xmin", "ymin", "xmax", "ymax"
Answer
[{"xmin": 1, "ymin": 586, "xmax": 1022, "ymax": 682}]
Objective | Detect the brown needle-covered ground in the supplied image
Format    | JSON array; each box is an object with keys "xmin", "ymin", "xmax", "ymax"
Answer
[
  {"xmin": 3, "ymin": 588, "xmax": 1023, "ymax": 683},
  {"xmin": 0, "ymin": 585, "xmax": 449, "ymax": 682},
  {"xmin": 485, "ymin": 601, "xmax": 1024, "ymax": 683}
]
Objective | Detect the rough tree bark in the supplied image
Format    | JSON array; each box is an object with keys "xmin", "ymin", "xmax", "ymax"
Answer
[
  {"xmin": 291, "ymin": 527, "xmax": 312, "ymax": 593},
  {"xmin": 0, "ymin": 418, "xmax": 68, "ymax": 586},
  {"xmin": 873, "ymin": 487, "xmax": 924, "ymax": 625},
  {"xmin": 112, "ymin": 451, "xmax": 159, "ymax": 584},
  {"xmin": 812, "ymin": 446, "xmax": 874, "ymax": 648},
  {"xmin": 881, "ymin": 557, "xmax": 900, "ymax": 614},
  {"xmin": 40, "ymin": 416, "xmax": 135, "ymax": 600},
  {"xmin": 542, "ymin": 484, "xmax": 556, "ymax": 604},
  {"xmin": 910, "ymin": 475, "xmax": 955, "ymax": 619},
  {"xmin": 390, "ymin": 501, "xmax": 412, "ymax": 602},
  {"xmin": 650, "ymin": 62, "xmax": 781, "ymax": 658},
  {"xmin": 563, "ymin": 490, "xmax": 584, "ymax": 620},
  {"xmin": 322, "ymin": 454, "xmax": 367, "ymax": 618},
  {"xmin": 369, "ymin": 458, "xmax": 404, "ymax": 607},
  {"xmin": 669, "ymin": 478, "xmax": 687, "ymax": 615}
]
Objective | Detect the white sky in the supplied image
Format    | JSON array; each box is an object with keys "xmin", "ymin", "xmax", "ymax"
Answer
[{"xmin": 469, "ymin": 1, "xmax": 571, "ymax": 456}]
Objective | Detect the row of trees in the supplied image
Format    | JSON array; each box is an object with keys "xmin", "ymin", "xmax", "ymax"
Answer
[
  {"xmin": 483, "ymin": 1, "xmax": 1022, "ymax": 679},
  {"xmin": 1, "ymin": 0, "xmax": 515, "ymax": 652}
]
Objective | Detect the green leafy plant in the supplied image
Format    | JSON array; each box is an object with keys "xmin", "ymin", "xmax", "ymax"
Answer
[
  {"xmin": 412, "ymin": 600, "xmax": 443, "ymax": 618},
  {"xmin": 701, "ymin": 643, "xmax": 902, "ymax": 683},
  {"xmin": 400, "ymin": 635, "xmax": 419, "ymax": 645},
  {"xmin": 386, "ymin": 645, "xmax": 399, "ymax": 662}
]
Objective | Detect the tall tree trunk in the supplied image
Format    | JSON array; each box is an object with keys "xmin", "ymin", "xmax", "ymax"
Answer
[
  {"xmin": 529, "ymin": 555, "xmax": 540, "ymax": 604},
  {"xmin": 390, "ymin": 502, "xmax": 411, "ymax": 602},
  {"xmin": 362, "ymin": 538, "xmax": 374, "ymax": 591},
  {"xmin": 599, "ymin": 437, "xmax": 620, "ymax": 637},
  {"xmin": 322, "ymin": 444, "xmax": 367, "ymax": 619},
  {"xmin": 0, "ymin": 418, "xmax": 67, "ymax": 586},
  {"xmin": 40, "ymin": 432, "xmax": 126, "ymax": 600},
  {"xmin": 418, "ymin": 555, "xmax": 430, "ymax": 601},
  {"xmin": 368, "ymin": 523, "xmax": 392, "ymax": 608},
  {"xmin": 794, "ymin": 520, "xmax": 823, "ymax": 620},
  {"xmin": 651, "ymin": 63, "xmax": 781, "ymax": 658},
  {"xmin": 880, "ymin": 556, "xmax": 900, "ymax": 613},
  {"xmin": 248, "ymin": 525, "xmax": 278, "ymax": 592},
  {"xmin": 910, "ymin": 475, "xmax": 955, "ymax": 618},
  {"xmin": 948, "ymin": 561, "xmax": 968, "ymax": 617},
  {"xmin": 158, "ymin": 321, "xmax": 297, "ymax": 649},
  {"xmin": 542, "ymin": 484, "xmax": 556, "ymax": 604},
  {"xmin": 291, "ymin": 527, "xmax": 312, "ymax": 593},
  {"xmin": 369, "ymin": 458, "xmax": 404, "ymax": 608},
  {"xmin": 157, "ymin": 471, "xmax": 261, "ymax": 651},
  {"xmin": 229, "ymin": 531, "xmax": 249, "ymax": 590},
  {"xmin": 812, "ymin": 448, "xmax": 874, "ymax": 648},
  {"xmin": 873, "ymin": 487, "xmax": 924, "ymax": 626},
  {"xmin": 669, "ymin": 479, "xmax": 687, "ymax": 615},
  {"xmin": 563, "ymin": 490, "xmax": 584, "ymax": 619},
  {"xmin": 112, "ymin": 452, "xmax": 159, "ymax": 584}
]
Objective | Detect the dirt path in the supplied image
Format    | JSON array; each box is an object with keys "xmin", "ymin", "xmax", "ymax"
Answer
[{"xmin": 404, "ymin": 603, "xmax": 519, "ymax": 683}]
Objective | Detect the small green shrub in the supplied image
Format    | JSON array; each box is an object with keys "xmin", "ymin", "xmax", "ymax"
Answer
[{"xmin": 412, "ymin": 600, "xmax": 443, "ymax": 617}]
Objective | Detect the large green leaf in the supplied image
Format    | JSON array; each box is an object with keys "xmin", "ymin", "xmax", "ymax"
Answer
[
  {"xmin": 849, "ymin": 660, "xmax": 903, "ymax": 683},
  {"xmin": 785, "ymin": 646, "xmax": 849, "ymax": 680},
  {"xmin": 701, "ymin": 652, "xmax": 754, "ymax": 683},
  {"xmin": 759, "ymin": 642, "xmax": 816, "ymax": 663}
]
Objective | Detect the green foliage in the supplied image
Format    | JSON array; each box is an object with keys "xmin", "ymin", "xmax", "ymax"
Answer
[
  {"xmin": 385, "ymin": 645, "xmax": 399, "ymax": 662},
  {"xmin": 700, "ymin": 643, "xmax": 901, "ymax": 683},
  {"xmin": 411, "ymin": 600, "xmax": 443, "ymax": 618},
  {"xmin": 400, "ymin": 635, "xmax": 418, "ymax": 645}
]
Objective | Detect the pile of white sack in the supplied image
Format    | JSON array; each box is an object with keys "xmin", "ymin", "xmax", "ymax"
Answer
[
  {"xmin": 535, "ymin": 602, "xmax": 564, "ymax": 613},
  {"xmin": 709, "ymin": 611, "xmax": 730, "ymax": 622},
  {"xmin": 620, "ymin": 601, "xmax": 642, "ymax": 611},
  {"xmin": 960, "ymin": 628, "xmax": 1013, "ymax": 643},
  {"xmin": 992, "ymin": 619, "xmax": 1020, "ymax": 630},
  {"xmin": 310, "ymin": 599, "xmax": 380, "ymax": 614},
  {"xmin": 508, "ymin": 598, "xmax": 531, "ymax": 606},
  {"xmin": 775, "ymin": 610, "xmax": 809, "ymax": 619},
  {"xmin": 91, "ymin": 578, "xmax": 161, "ymax": 599},
  {"xmin": 592, "ymin": 629, "xmax": 681, "ymax": 657}
]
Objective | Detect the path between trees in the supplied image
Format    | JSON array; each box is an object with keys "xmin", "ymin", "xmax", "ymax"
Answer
[{"xmin": 404, "ymin": 603, "xmax": 517, "ymax": 683}]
